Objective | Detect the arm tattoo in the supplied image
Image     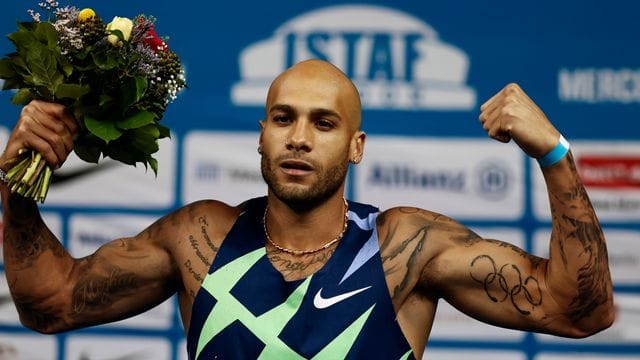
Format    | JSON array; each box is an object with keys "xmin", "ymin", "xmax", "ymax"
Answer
[
  {"xmin": 198, "ymin": 216, "xmax": 220, "ymax": 253},
  {"xmin": 550, "ymin": 155, "xmax": 611, "ymax": 322},
  {"xmin": 483, "ymin": 239, "xmax": 544, "ymax": 269},
  {"xmin": 184, "ymin": 259, "xmax": 205, "ymax": 284},
  {"xmin": 188, "ymin": 235, "xmax": 212, "ymax": 267},
  {"xmin": 380, "ymin": 223, "xmax": 427, "ymax": 300},
  {"xmin": 563, "ymin": 215, "xmax": 610, "ymax": 322},
  {"xmin": 470, "ymin": 254, "xmax": 542, "ymax": 316},
  {"xmin": 3, "ymin": 195, "xmax": 64, "ymax": 267},
  {"xmin": 71, "ymin": 264, "xmax": 139, "ymax": 316},
  {"xmin": 185, "ymin": 214, "xmax": 218, "ymax": 268}
]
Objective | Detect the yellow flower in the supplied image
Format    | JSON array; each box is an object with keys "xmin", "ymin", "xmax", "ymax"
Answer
[
  {"xmin": 106, "ymin": 16, "xmax": 133, "ymax": 46},
  {"xmin": 77, "ymin": 8, "xmax": 96, "ymax": 22}
]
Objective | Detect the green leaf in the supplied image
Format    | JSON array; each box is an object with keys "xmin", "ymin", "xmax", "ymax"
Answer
[
  {"xmin": 16, "ymin": 21, "xmax": 36, "ymax": 32},
  {"xmin": 59, "ymin": 58, "xmax": 74, "ymax": 77},
  {"xmin": 2, "ymin": 77, "xmax": 21, "ymax": 90},
  {"xmin": 84, "ymin": 116, "xmax": 123, "ymax": 142},
  {"xmin": 27, "ymin": 46, "xmax": 61, "ymax": 91},
  {"xmin": 157, "ymin": 123, "xmax": 171, "ymax": 139},
  {"xmin": 104, "ymin": 141, "xmax": 144, "ymax": 165},
  {"xmin": 74, "ymin": 143, "xmax": 102, "ymax": 164},
  {"xmin": 134, "ymin": 76, "xmax": 148, "ymax": 102},
  {"xmin": 34, "ymin": 85, "xmax": 53, "ymax": 99},
  {"xmin": 117, "ymin": 111, "xmax": 156, "ymax": 130},
  {"xmin": 55, "ymin": 83, "xmax": 91, "ymax": 100},
  {"xmin": 108, "ymin": 29, "xmax": 125, "ymax": 42},
  {"xmin": 92, "ymin": 50, "xmax": 121, "ymax": 70},
  {"xmin": 129, "ymin": 125, "xmax": 160, "ymax": 154},
  {"xmin": 99, "ymin": 94, "xmax": 114, "ymax": 106},
  {"xmin": 8, "ymin": 29, "xmax": 38, "ymax": 52},
  {"xmin": 8, "ymin": 55, "xmax": 29, "ymax": 73},
  {"xmin": 148, "ymin": 156, "xmax": 158, "ymax": 175},
  {"xmin": 121, "ymin": 76, "xmax": 147, "ymax": 108},
  {"xmin": 0, "ymin": 59, "xmax": 16, "ymax": 79},
  {"xmin": 34, "ymin": 22, "xmax": 58, "ymax": 49},
  {"xmin": 11, "ymin": 88, "xmax": 35, "ymax": 105}
]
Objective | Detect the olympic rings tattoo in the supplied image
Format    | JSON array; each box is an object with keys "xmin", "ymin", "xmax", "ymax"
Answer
[{"xmin": 470, "ymin": 255, "xmax": 542, "ymax": 315}]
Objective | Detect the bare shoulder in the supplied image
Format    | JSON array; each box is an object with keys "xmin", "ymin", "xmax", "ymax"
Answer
[
  {"xmin": 376, "ymin": 206, "xmax": 483, "ymax": 301},
  {"xmin": 140, "ymin": 199, "xmax": 242, "ymax": 245},
  {"xmin": 377, "ymin": 206, "xmax": 481, "ymax": 253},
  {"xmin": 157, "ymin": 199, "xmax": 247, "ymax": 302}
]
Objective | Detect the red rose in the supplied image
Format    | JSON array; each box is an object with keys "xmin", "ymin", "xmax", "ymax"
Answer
[{"xmin": 144, "ymin": 26, "xmax": 167, "ymax": 52}]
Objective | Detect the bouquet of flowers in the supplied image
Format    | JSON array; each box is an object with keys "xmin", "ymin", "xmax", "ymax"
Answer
[{"xmin": 0, "ymin": 1, "xmax": 186, "ymax": 202}]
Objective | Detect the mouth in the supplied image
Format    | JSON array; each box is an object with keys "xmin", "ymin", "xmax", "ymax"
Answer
[{"xmin": 279, "ymin": 159, "xmax": 314, "ymax": 176}]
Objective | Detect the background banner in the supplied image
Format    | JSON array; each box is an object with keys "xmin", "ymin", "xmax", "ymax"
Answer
[{"xmin": 0, "ymin": 1, "xmax": 638, "ymax": 359}]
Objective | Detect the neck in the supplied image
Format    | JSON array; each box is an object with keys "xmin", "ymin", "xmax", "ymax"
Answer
[{"xmin": 264, "ymin": 194, "xmax": 348, "ymax": 253}]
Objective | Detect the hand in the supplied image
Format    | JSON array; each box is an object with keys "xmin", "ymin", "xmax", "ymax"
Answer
[
  {"xmin": 479, "ymin": 83, "xmax": 560, "ymax": 158},
  {"xmin": 1, "ymin": 100, "xmax": 78, "ymax": 169}
]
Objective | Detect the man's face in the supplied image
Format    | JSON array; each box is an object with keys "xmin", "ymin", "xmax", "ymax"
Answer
[{"xmin": 259, "ymin": 68, "xmax": 357, "ymax": 209}]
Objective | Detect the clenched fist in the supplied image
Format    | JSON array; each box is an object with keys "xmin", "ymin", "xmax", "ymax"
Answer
[
  {"xmin": 479, "ymin": 83, "xmax": 561, "ymax": 159},
  {"xmin": 1, "ymin": 100, "xmax": 78, "ymax": 170}
]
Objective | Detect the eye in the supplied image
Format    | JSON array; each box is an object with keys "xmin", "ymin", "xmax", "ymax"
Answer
[
  {"xmin": 316, "ymin": 119, "xmax": 335, "ymax": 130},
  {"xmin": 272, "ymin": 115, "xmax": 291, "ymax": 124}
]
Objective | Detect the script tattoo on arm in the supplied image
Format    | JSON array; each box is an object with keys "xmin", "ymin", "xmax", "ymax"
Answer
[
  {"xmin": 470, "ymin": 254, "xmax": 543, "ymax": 315},
  {"xmin": 70, "ymin": 259, "xmax": 139, "ymax": 317}
]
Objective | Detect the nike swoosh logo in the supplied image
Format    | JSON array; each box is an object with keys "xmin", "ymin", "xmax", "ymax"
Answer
[
  {"xmin": 313, "ymin": 286, "xmax": 372, "ymax": 309},
  {"xmin": 51, "ymin": 161, "xmax": 118, "ymax": 186}
]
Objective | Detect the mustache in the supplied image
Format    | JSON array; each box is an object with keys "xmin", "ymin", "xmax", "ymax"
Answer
[{"xmin": 273, "ymin": 152, "xmax": 320, "ymax": 167}]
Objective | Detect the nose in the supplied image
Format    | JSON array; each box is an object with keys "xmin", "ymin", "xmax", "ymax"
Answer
[{"xmin": 286, "ymin": 119, "xmax": 312, "ymax": 152}]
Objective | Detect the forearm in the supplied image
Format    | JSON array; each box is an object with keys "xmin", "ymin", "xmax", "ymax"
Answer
[
  {"xmin": 1, "ymin": 184, "xmax": 74, "ymax": 332},
  {"xmin": 542, "ymin": 151, "xmax": 614, "ymax": 334}
]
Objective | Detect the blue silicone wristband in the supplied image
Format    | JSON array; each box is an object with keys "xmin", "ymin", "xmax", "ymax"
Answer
[{"xmin": 538, "ymin": 135, "xmax": 570, "ymax": 167}]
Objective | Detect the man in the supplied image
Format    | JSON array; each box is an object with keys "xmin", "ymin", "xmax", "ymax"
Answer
[{"xmin": 1, "ymin": 60, "xmax": 613, "ymax": 359}]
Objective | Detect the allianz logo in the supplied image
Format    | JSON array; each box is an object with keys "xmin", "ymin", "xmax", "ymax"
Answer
[
  {"xmin": 231, "ymin": 5, "xmax": 476, "ymax": 111},
  {"xmin": 369, "ymin": 164, "xmax": 465, "ymax": 190},
  {"xmin": 368, "ymin": 161, "xmax": 510, "ymax": 199}
]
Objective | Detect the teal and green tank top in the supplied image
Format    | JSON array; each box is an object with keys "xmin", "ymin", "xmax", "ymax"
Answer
[{"xmin": 186, "ymin": 197, "xmax": 415, "ymax": 359}]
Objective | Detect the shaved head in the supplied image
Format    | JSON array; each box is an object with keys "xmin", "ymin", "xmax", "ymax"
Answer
[
  {"xmin": 259, "ymin": 59, "xmax": 366, "ymax": 209},
  {"xmin": 266, "ymin": 59, "xmax": 362, "ymax": 132}
]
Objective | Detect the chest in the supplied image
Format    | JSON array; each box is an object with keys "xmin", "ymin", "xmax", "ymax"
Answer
[{"xmin": 186, "ymin": 243, "xmax": 413, "ymax": 359}]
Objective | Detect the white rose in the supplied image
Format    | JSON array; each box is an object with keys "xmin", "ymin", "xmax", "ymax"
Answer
[{"xmin": 106, "ymin": 16, "xmax": 133, "ymax": 46}]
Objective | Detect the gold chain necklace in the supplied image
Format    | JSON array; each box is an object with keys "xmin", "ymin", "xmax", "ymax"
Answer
[{"xmin": 263, "ymin": 198, "xmax": 349, "ymax": 255}]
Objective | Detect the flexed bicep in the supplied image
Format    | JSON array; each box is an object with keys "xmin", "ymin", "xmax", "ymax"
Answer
[{"xmin": 426, "ymin": 232, "xmax": 580, "ymax": 335}]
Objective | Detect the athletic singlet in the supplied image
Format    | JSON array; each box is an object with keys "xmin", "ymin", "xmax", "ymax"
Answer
[{"xmin": 186, "ymin": 197, "xmax": 415, "ymax": 359}]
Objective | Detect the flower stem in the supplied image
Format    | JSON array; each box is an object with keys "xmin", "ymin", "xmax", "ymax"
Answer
[{"xmin": 5, "ymin": 150, "xmax": 54, "ymax": 203}]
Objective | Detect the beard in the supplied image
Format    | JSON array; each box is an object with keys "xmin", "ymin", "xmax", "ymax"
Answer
[{"xmin": 261, "ymin": 151, "xmax": 348, "ymax": 212}]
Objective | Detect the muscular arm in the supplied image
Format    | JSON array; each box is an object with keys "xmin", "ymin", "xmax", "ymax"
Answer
[
  {"xmin": 420, "ymin": 152, "xmax": 612, "ymax": 337},
  {"xmin": 382, "ymin": 83, "xmax": 613, "ymax": 341},
  {"xmin": 542, "ymin": 152, "xmax": 612, "ymax": 332},
  {"xmin": 2, "ymin": 189, "xmax": 181, "ymax": 333},
  {"xmin": 0, "ymin": 101, "xmax": 191, "ymax": 332}
]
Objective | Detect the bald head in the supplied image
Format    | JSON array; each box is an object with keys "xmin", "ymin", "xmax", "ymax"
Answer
[{"xmin": 266, "ymin": 59, "xmax": 362, "ymax": 131}]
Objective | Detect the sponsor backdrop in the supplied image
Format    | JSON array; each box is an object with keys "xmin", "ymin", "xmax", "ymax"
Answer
[{"xmin": 0, "ymin": 0, "xmax": 638, "ymax": 359}]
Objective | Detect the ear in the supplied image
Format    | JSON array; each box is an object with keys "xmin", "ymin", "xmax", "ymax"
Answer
[
  {"xmin": 258, "ymin": 119, "xmax": 265, "ymax": 148},
  {"xmin": 349, "ymin": 131, "xmax": 366, "ymax": 164}
]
